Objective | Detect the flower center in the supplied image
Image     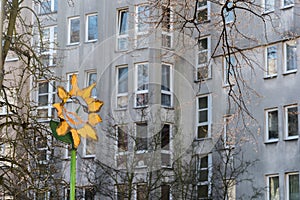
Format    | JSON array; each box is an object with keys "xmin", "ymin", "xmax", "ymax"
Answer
[{"xmin": 63, "ymin": 96, "xmax": 89, "ymax": 130}]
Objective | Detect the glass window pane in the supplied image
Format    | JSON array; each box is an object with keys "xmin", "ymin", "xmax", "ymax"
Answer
[
  {"xmin": 119, "ymin": 10, "xmax": 128, "ymax": 35},
  {"xmin": 137, "ymin": 64, "xmax": 148, "ymax": 91},
  {"xmin": 289, "ymin": 174, "xmax": 299, "ymax": 200},
  {"xmin": 118, "ymin": 67, "xmax": 128, "ymax": 93},
  {"xmin": 70, "ymin": 18, "xmax": 80, "ymax": 43},
  {"xmin": 137, "ymin": 5, "xmax": 150, "ymax": 32},
  {"xmin": 265, "ymin": 0, "xmax": 275, "ymax": 12},
  {"xmin": 268, "ymin": 110, "xmax": 278, "ymax": 139},
  {"xmin": 117, "ymin": 96, "xmax": 128, "ymax": 109},
  {"xmin": 88, "ymin": 15, "xmax": 98, "ymax": 41},
  {"xmin": 198, "ymin": 0, "xmax": 207, "ymax": 7},
  {"xmin": 198, "ymin": 125, "xmax": 208, "ymax": 139},
  {"xmin": 39, "ymin": 82, "xmax": 49, "ymax": 94},
  {"xmin": 198, "ymin": 97, "xmax": 208, "ymax": 109},
  {"xmin": 136, "ymin": 123, "xmax": 147, "ymax": 151},
  {"xmin": 199, "ymin": 110, "xmax": 208, "ymax": 123},
  {"xmin": 118, "ymin": 127, "xmax": 128, "ymax": 152},
  {"xmin": 88, "ymin": 73, "xmax": 97, "ymax": 97},
  {"xmin": 161, "ymin": 185, "xmax": 170, "ymax": 200},
  {"xmin": 284, "ymin": 0, "xmax": 294, "ymax": 7},
  {"xmin": 136, "ymin": 93, "xmax": 148, "ymax": 107},
  {"xmin": 286, "ymin": 43, "xmax": 297, "ymax": 71},
  {"xmin": 288, "ymin": 107, "xmax": 298, "ymax": 137},
  {"xmin": 224, "ymin": 1, "xmax": 234, "ymax": 23},
  {"xmin": 161, "ymin": 124, "xmax": 170, "ymax": 150},
  {"xmin": 85, "ymin": 138, "xmax": 96, "ymax": 155},
  {"xmin": 269, "ymin": 176, "xmax": 279, "ymax": 200},
  {"xmin": 267, "ymin": 46, "xmax": 277, "ymax": 75},
  {"xmin": 198, "ymin": 185, "xmax": 208, "ymax": 198},
  {"xmin": 161, "ymin": 64, "xmax": 170, "ymax": 91},
  {"xmin": 161, "ymin": 93, "xmax": 171, "ymax": 107},
  {"xmin": 200, "ymin": 156, "xmax": 208, "ymax": 168}
]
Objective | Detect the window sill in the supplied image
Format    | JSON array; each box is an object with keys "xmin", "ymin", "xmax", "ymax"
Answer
[
  {"xmin": 38, "ymin": 11, "xmax": 58, "ymax": 16},
  {"xmin": 264, "ymin": 74, "xmax": 277, "ymax": 79},
  {"xmin": 161, "ymin": 106, "xmax": 174, "ymax": 110},
  {"xmin": 115, "ymin": 107, "xmax": 128, "ymax": 111},
  {"xmin": 197, "ymin": 19, "xmax": 211, "ymax": 24},
  {"xmin": 283, "ymin": 70, "xmax": 297, "ymax": 75},
  {"xmin": 284, "ymin": 136, "xmax": 298, "ymax": 141},
  {"xmin": 265, "ymin": 139, "xmax": 279, "ymax": 144},
  {"xmin": 281, "ymin": 5, "xmax": 294, "ymax": 10},
  {"xmin": 67, "ymin": 42, "xmax": 80, "ymax": 46},
  {"xmin": 115, "ymin": 49, "xmax": 129, "ymax": 53},
  {"xmin": 262, "ymin": 10, "xmax": 274, "ymax": 15},
  {"xmin": 134, "ymin": 105, "xmax": 148, "ymax": 109},
  {"xmin": 194, "ymin": 137, "xmax": 212, "ymax": 141},
  {"xmin": 83, "ymin": 155, "xmax": 95, "ymax": 159},
  {"xmin": 85, "ymin": 40, "xmax": 98, "ymax": 44},
  {"xmin": 194, "ymin": 77, "xmax": 212, "ymax": 83}
]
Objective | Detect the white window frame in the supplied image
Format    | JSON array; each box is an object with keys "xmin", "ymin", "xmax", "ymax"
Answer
[
  {"xmin": 117, "ymin": 8, "xmax": 129, "ymax": 51},
  {"xmin": 265, "ymin": 108, "xmax": 279, "ymax": 142},
  {"xmin": 36, "ymin": 134, "xmax": 52, "ymax": 165},
  {"xmin": 196, "ymin": 0, "xmax": 211, "ymax": 23},
  {"xmin": 135, "ymin": 63, "xmax": 149, "ymax": 108},
  {"xmin": 116, "ymin": 65, "xmax": 129, "ymax": 109},
  {"xmin": 135, "ymin": 122, "xmax": 148, "ymax": 155},
  {"xmin": 41, "ymin": 26, "xmax": 57, "ymax": 67},
  {"xmin": 135, "ymin": 4, "xmax": 150, "ymax": 48},
  {"xmin": 196, "ymin": 94, "xmax": 211, "ymax": 139},
  {"xmin": 34, "ymin": 191, "xmax": 50, "ymax": 200},
  {"xmin": 161, "ymin": 5, "xmax": 173, "ymax": 48},
  {"xmin": 265, "ymin": 45, "xmax": 277, "ymax": 78},
  {"xmin": 223, "ymin": 55, "xmax": 236, "ymax": 86},
  {"xmin": 224, "ymin": 115, "xmax": 235, "ymax": 149},
  {"xmin": 196, "ymin": 154, "xmax": 212, "ymax": 199},
  {"xmin": 266, "ymin": 174, "xmax": 280, "ymax": 200},
  {"xmin": 223, "ymin": 0, "xmax": 234, "ymax": 24},
  {"xmin": 37, "ymin": 81, "xmax": 55, "ymax": 122},
  {"xmin": 161, "ymin": 124, "xmax": 173, "ymax": 168},
  {"xmin": 197, "ymin": 36, "xmax": 211, "ymax": 80},
  {"xmin": 284, "ymin": 104, "xmax": 299, "ymax": 140},
  {"xmin": 161, "ymin": 63, "xmax": 173, "ymax": 108},
  {"xmin": 68, "ymin": 16, "xmax": 80, "ymax": 45},
  {"xmin": 86, "ymin": 70, "xmax": 97, "ymax": 98},
  {"xmin": 282, "ymin": 0, "xmax": 294, "ymax": 8},
  {"xmin": 286, "ymin": 172, "xmax": 299, "ymax": 200},
  {"xmin": 284, "ymin": 40, "xmax": 297, "ymax": 74},
  {"xmin": 85, "ymin": 13, "xmax": 98, "ymax": 42},
  {"xmin": 39, "ymin": 0, "xmax": 57, "ymax": 14},
  {"xmin": 263, "ymin": 0, "xmax": 275, "ymax": 13}
]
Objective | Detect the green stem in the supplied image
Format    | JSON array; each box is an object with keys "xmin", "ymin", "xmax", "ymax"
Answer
[{"xmin": 70, "ymin": 148, "xmax": 76, "ymax": 200}]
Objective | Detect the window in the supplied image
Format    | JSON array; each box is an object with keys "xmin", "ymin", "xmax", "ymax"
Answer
[
  {"xmin": 161, "ymin": 124, "xmax": 172, "ymax": 167},
  {"xmin": 136, "ymin": 122, "xmax": 148, "ymax": 152},
  {"xmin": 285, "ymin": 105, "xmax": 298, "ymax": 139},
  {"xmin": 197, "ymin": 154, "xmax": 212, "ymax": 199},
  {"xmin": 76, "ymin": 187, "xmax": 96, "ymax": 200},
  {"xmin": 161, "ymin": 64, "xmax": 173, "ymax": 107},
  {"xmin": 36, "ymin": 135, "xmax": 50, "ymax": 164},
  {"xmin": 68, "ymin": 17, "xmax": 80, "ymax": 44},
  {"xmin": 117, "ymin": 126, "xmax": 128, "ymax": 152},
  {"xmin": 86, "ymin": 71, "xmax": 97, "ymax": 97},
  {"xmin": 37, "ymin": 81, "xmax": 56, "ymax": 121},
  {"xmin": 197, "ymin": 95, "xmax": 211, "ymax": 139},
  {"xmin": 224, "ymin": 115, "xmax": 235, "ymax": 148},
  {"xmin": 265, "ymin": 45, "xmax": 277, "ymax": 77},
  {"xmin": 135, "ymin": 63, "xmax": 149, "ymax": 107},
  {"xmin": 286, "ymin": 173, "xmax": 299, "ymax": 200},
  {"xmin": 263, "ymin": 0, "xmax": 275, "ymax": 13},
  {"xmin": 161, "ymin": 6, "xmax": 172, "ymax": 48},
  {"xmin": 266, "ymin": 175, "xmax": 279, "ymax": 200},
  {"xmin": 224, "ymin": 55, "xmax": 236, "ymax": 86},
  {"xmin": 35, "ymin": 191, "xmax": 50, "ymax": 200},
  {"xmin": 116, "ymin": 184, "xmax": 128, "ymax": 200},
  {"xmin": 223, "ymin": 1, "xmax": 234, "ymax": 24},
  {"xmin": 283, "ymin": 0, "xmax": 294, "ymax": 8},
  {"xmin": 265, "ymin": 109, "xmax": 279, "ymax": 142},
  {"xmin": 116, "ymin": 66, "xmax": 128, "ymax": 109},
  {"xmin": 117, "ymin": 9, "xmax": 129, "ymax": 51},
  {"xmin": 41, "ymin": 26, "xmax": 57, "ymax": 67},
  {"xmin": 86, "ymin": 14, "xmax": 98, "ymax": 42},
  {"xmin": 284, "ymin": 40, "xmax": 297, "ymax": 73},
  {"xmin": 136, "ymin": 5, "xmax": 150, "ymax": 34},
  {"xmin": 197, "ymin": 0, "xmax": 210, "ymax": 22},
  {"xmin": 161, "ymin": 184, "xmax": 171, "ymax": 200},
  {"xmin": 136, "ymin": 5, "xmax": 150, "ymax": 48},
  {"xmin": 39, "ymin": 0, "xmax": 57, "ymax": 14},
  {"xmin": 197, "ymin": 37, "xmax": 211, "ymax": 80},
  {"xmin": 137, "ymin": 183, "xmax": 147, "ymax": 200}
]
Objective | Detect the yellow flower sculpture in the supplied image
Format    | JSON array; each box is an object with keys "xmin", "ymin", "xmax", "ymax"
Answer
[{"xmin": 53, "ymin": 74, "xmax": 103, "ymax": 149}]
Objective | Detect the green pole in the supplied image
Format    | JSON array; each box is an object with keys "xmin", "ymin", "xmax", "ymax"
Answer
[{"xmin": 70, "ymin": 148, "xmax": 76, "ymax": 200}]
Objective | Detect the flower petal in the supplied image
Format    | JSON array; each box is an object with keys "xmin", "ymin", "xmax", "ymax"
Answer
[
  {"xmin": 77, "ymin": 124, "xmax": 98, "ymax": 141},
  {"xmin": 88, "ymin": 113, "xmax": 102, "ymax": 126},
  {"xmin": 79, "ymin": 83, "xmax": 96, "ymax": 99},
  {"xmin": 57, "ymin": 86, "xmax": 69, "ymax": 102},
  {"xmin": 70, "ymin": 129, "xmax": 80, "ymax": 149},
  {"xmin": 88, "ymin": 99, "xmax": 104, "ymax": 113},
  {"xmin": 69, "ymin": 74, "xmax": 80, "ymax": 96},
  {"xmin": 56, "ymin": 120, "xmax": 70, "ymax": 136},
  {"xmin": 53, "ymin": 103, "xmax": 64, "ymax": 119}
]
